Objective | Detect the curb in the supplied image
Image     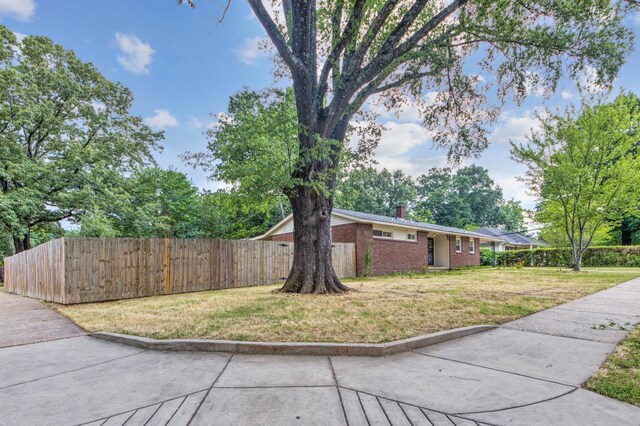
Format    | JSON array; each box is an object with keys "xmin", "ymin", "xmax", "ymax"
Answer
[{"xmin": 91, "ymin": 324, "xmax": 496, "ymax": 357}]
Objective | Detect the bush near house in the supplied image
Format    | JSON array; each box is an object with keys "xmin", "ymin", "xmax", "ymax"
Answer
[{"xmin": 480, "ymin": 246, "xmax": 640, "ymax": 268}]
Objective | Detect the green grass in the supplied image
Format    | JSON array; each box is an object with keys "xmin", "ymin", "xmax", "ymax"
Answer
[
  {"xmin": 587, "ymin": 325, "xmax": 640, "ymax": 406},
  {"xmin": 51, "ymin": 267, "xmax": 640, "ymax": 344}
]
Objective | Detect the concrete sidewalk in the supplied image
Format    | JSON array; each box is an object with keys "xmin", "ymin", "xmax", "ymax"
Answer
[
  {"xmin": 1, "ymin": 278, "xmax": 639, "ymax": 425},
  {"xmin": 0, "ymin": 291, "xmax": 85, "ymax": 348}
]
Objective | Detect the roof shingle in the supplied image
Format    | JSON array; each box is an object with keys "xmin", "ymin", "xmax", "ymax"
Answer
[
  {"xmin": 474, "ymin": 227, "xmax": 545, "ymax": 246},
  {"xmin": 333, "ymin": 209, "xmax": 498, "ymax": 240}
]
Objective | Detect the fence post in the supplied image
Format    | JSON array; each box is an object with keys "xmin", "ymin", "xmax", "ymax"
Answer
[{"xmin": 163, "ymin": 238, "xmax": 171, "ymax": 295}]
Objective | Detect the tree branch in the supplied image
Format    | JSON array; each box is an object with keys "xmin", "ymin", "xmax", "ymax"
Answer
[
  {"xmin": 316, "ymin": 0, "xmax": 366, "ymax": 105},
  {"xmin": 359, "ymin": 0, "xmax": 468, "ymax": 88},
  {"xmin": 246, "ymin": 0, "xmax": 306, "ymax": 77}
]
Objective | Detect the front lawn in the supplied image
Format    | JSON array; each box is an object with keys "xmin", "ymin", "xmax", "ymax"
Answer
[
  {"xmin": 586, "ymin": 325, "xmax": 640, "ymax": 406},
  {"xmin": 51, "ymin": 267, "xmax": 640, "ymax": 343}
]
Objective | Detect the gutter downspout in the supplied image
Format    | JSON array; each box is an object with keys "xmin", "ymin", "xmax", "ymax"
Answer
[{"xmin": 448, "ymin": 235, "xmax": 452, "ymax": 270}]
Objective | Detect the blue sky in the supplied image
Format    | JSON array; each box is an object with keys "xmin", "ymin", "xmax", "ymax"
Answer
[{"xmin": 2, "ymin": 1, "xmax": 640, "ymax": 210}]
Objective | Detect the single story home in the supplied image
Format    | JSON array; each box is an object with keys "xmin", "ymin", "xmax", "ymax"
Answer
[
  {"xmin": 475, "ymin": 227, "xmax": 546, "ymax": 251},
  {"xmin": 254, "ymin": 206, "xmax": 503, "ymax": 276}
]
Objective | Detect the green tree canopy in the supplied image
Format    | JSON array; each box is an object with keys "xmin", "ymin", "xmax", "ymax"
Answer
[
  {"xmin": 185, "ymin": 88, "xmax": 299, "ymax": 203},
  {"xmin": 512, "ymin": 94, "xmax": 640, "ymax": 271},
  {"xmin": 415, "ymin": 165, "xmax": 524, "ymax": 230},
  {"xmin": 108, "ymin": 168, "xmax": 200, "ymax": 239},
  {"xmin": 0, "ymin": 27, "xmax": 162, "ymax": 252},
  {"xmin": 193, "ymin": 190, "xmax": 288, "ymax": 240},
  {"xmin": 334, "ymin": 167, "xmax": 417, "ymax": 218}
]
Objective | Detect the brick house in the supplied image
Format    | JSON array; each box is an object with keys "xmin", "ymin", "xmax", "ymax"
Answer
[
  {"xmin": 475, "ymin": 227, "xmax": 546, "ymax": 251},
  {"xmin": 254, "ymin": 207, "xmax": 503, "ymax": 276}
]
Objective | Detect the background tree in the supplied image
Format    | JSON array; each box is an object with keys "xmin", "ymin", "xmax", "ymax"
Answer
[
  {"xmin": 181, "ymin": 0, "xmax": 634, "ymax": 293},
  {"xmin": 111, "ymin": 168, "xmax": 201, "ymax": 238},
  {"xmin": 415, "ymin": 165, "xmax": 523, "ymax": 230},
  {"xmin": 0, "ymin": 27, "xmax": 161, "ymax": 253},
  {"xmin": 185, "ymin": 88, "xmax": 299, "ymax": 204},
  {"xmin": 499, "ymin": 200, "xmax": 526, "ymax": 233},
  {"xmin": 334, "ymin": 167, "xmax": 417, "ymax": 217},
  {"xmin": 512, "ymin": 94, "xmax": 640, "ymax": 271},
  {"xmin": 607, "ymin": 94, "xmax": 640, "ymax": 246},
  {"xmin": 70, "ymin": 167, "xmax": 285, "ymax": 241},
  {"xmin": 617, "ymin": 216, "xmax": 640, "ymax": 245},
  {"xmin": 183, "ymin": 88, "xmax": 297, "ymax": 229},
  {"xmin": 194, "ymin": 190, "xmax": 288, "ymax": 240}
]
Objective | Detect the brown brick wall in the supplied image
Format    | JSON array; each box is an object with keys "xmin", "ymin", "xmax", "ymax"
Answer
[
  {"xmin": 449, "ymin": 236, "xmax": 481, "ymax": 269},
  {"xmin": 266, "ymin": 225, "xmax": 480, "ymax": 275},
  {"xmin": 332, "ymin": 223, "xmax": 372, "ymax": 276},
  {"xmin": 371, "ymin": 231, "xmax": 429, "ymax": 275},
  {"xmin": 271, "ymin": 233, "xmax": 293, "ymax": 242}
]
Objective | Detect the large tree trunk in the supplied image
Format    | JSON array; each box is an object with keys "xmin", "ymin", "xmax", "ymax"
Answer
[
  {"xmin": 571, "ymin": 243, "xmax": 583, "ymax": 272},
  {"xmin": 280, "ymin": 186, "xmax": 350, "ymax": 294},
  {"xmin": 572, "ymin": 260, "xmax": 582, "ymax": 272},
  {"xmin": 13, "ymin": 232, "xmax": 30, "ymax": 254}
]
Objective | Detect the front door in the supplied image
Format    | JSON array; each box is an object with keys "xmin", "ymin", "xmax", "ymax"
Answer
[{"xmin": 427, "ymin": 237, "xmax": 435, "ymax": 266}]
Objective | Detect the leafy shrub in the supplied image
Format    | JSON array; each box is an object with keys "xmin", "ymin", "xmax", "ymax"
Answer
[
  {"xmin": 485, "ymin": 246, "xmax": 640, "ymax": 268},
  {"xmin": 479, "ymin": 248, "xmax": 495, "ymax": 266}
]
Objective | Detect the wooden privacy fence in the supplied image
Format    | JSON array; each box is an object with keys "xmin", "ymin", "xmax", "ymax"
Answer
[{"xmin": 4, "ymin": 238, "xmax": 356, "ymax": 304}]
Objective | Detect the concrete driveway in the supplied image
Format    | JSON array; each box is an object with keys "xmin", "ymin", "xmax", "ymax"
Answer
[{"xmin": 1, "ymin": 278, "xmax": 639, "ymax": 426}]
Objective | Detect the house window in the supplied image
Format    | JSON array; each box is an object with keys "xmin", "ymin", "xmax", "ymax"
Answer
[
  {"xmin": 373, "ymin": 229, "xmax": 393, "ymax": 238},
  {"xmin": 469, "ymin": 239, "xmax": 475, "ymax": 254},
  {"xmin": 455, "ymin": 237, "xmax": 462, "ymax": 253},
  {"xmin": 407, "ymin": 233, "xmax": 416, "ymax": 241}
]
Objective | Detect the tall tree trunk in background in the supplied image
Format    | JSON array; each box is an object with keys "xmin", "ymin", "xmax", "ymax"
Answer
[
  {"xmin": 572, "ymin": 251, "xmax": 583, "ymax": 272},
  {"xmin": 13, "ymin": 231, "xmax": 30, "ymax": 254},
  {"xmin": 621, "ymin": 217, "xmax": 633, "ymax": 245}
]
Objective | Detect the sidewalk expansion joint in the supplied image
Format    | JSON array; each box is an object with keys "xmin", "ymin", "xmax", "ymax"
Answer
[
  {"xmin": 77, "ymin": 387, "xmax": 210, "ymax": 426},
  {"xmin": 553, "ymin": 306, "xmax": 640, "ymax": 317},
  {"xmin": 328, "ymin": 356, "xmax": 349, "ymax": 426},
  {"xmin": 187, "ymin": 353, "xmax": 234, "ymax": 425},
  {"xmin": 0, "ymin": 333, "xmax": 88, "ymax": 350},
  {"xmin": 412, "ymin": 351, "xmax": 577, "ymax": 388},
  {"xmin": 500, "ymin": 326, "xmax": 621, "ymax": 344},
  {"xmin": 455, "ymin": 387, "xmax": 579, "ymax": 416}
]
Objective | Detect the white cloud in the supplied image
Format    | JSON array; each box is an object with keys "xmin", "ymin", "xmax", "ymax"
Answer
[
  {"xmin": 115, "ymin": 32, "xmax": 155, "ymax": 75},
  {"xmin": 494, "ymin": 175, "xmax": 536, "ymax": 207},
  {"xmin": 235, "ymin": 36, "xmax": 268, "ymax": 65},
  {"xmin": 13, "ymin": 31, "xmax": 27, "ymax": 42},
  {"xmin": 377, "ymin": 122, "xmax": 434, "ymax": 157},
  {"xmin": 560, "ymin": 90, "xmax": 572, "ymax": 100},
  {"xmin": 633, "ymin": 12, "xmax": 640, "ymax": 27},
  {"xmin": 188, "ymin": 116, "xmax": 204, "ymax": 130},
  {"xmin": 368, "ymin": 92, "xmax": 437, "ymax": 123},
  {"xmin": 0, "ymin": 0, "xmax": 35, "ymax": 22},
  {"xmin": 490, "ymin": 110, "xmax": 543, "ymax": 145},
  {"xmin": 367, "ymin": 120, "xmax": 445, "ymax": 176},
  {"xmin": 579, "ymin": 64, "xmax": 612, "ymax": 94},
  {"xmin": 375, "ymin": 154, "xmax": 449, "ymax": 177},
  {"xmin": 144, "ymin": 109, "xmax": 179, "ymax": 129}
]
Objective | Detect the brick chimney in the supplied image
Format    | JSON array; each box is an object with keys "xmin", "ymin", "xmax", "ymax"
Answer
[{"xmin": 395, "ymin": 205, "xmax": 405, "ymax": 219}]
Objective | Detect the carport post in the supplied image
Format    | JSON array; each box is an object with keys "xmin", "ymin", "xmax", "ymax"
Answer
[{"xmin": 491, "ymin": 241, "xmax": 496, "ymax": 268}]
